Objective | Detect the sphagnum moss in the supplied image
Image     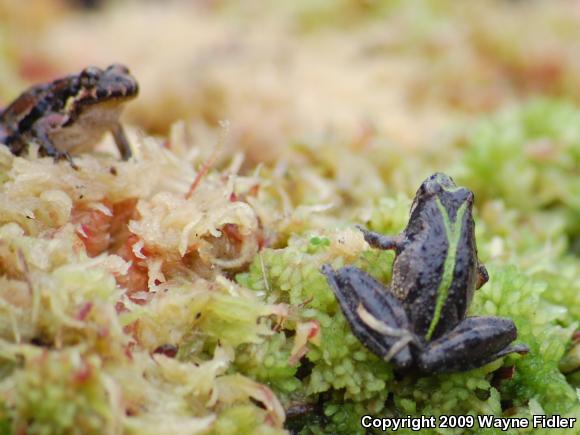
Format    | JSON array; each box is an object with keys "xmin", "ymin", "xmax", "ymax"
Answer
[{"xmin": 0, "ymin": 107, "xmax": 576, "ymax": 434}]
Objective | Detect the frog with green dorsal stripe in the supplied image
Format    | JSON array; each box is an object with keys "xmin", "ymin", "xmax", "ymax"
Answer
[{"xmin": 321, "ymin": 173, "xmax": 529, "ymax": 373}]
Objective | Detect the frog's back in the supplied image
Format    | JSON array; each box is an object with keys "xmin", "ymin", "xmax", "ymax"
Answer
[
  {"xmin": 392, "ymin": 192, "xmax": 479, "ymax": 340},
  {"xmin": 0, "ymin": 76, "xmax": 79, "ymax": 144}
]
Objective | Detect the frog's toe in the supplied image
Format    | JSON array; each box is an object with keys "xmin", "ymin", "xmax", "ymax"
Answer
[
  {"xmin": 496, "ymin": 343, "xmax": 529, "ymax": 357},
  {"xmin": 514, "ymin": 343, "xmax": 529, "ymax": 354},
  {"xmin": 53, "ymin": 151, "xmax": 78, "ymax": 170}
]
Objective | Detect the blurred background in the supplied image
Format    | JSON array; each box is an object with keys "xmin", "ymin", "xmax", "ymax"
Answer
[
  {"xmin": 3, "ymin": 0, "xmax": 580, "ymax": 155},
  {"xmin": 1, "ymin": 0, "xmax": 579, "ymax": 239}
]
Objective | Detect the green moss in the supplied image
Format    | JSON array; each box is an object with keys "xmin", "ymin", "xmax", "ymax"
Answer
[
  {"xmin": 306, "ymin": 312, "xmax": 393, "ymax": 401},
  {"xmin": 238, "ymin": 240, "xmax": 338, "ymax": 311},
  {"xmin": 234, "ymin": 332, "xmax": 301, "ymax": 395},
  {"xmin": 208, "ymin": 405, "xmax": 286, "ymax": 435},
  {"xmin": 471, "ymin": 265, "xmax": 577, "ymax": 414},
  {"xmin": 318, "ymin": 400, "xmax": 369, "ymax": 435},
  {"xmin": 459, "ymin": 99, "xmax": 580, "ymax": 243},
  {"xmin": 364, "ymin": 195, "xmax": 411, "ymax": 235}
]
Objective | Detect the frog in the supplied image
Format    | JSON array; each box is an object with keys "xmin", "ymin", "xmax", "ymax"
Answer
[
  {"xmin": 321, "ymin": 173, "xmax": 529, "ymax": 373},
  {"xmin": 0, "ymin": 64, "xmax": 138, "ymax": 167}
]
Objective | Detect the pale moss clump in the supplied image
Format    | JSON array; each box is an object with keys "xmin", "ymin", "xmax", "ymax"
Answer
[
  {"xmin": 123, "ymin": 278, "xmax": 281, "ymax": 352},
  {"xmin": 0, "ymin": 133, "xmax": 289, "ymax": 434},
  {"xmin": 0, "ymin": 246, "xmax": 288, "ymax": 433},
  {"xmin": 3, "ymin": 347, "xmax": 114, "ymax": 435}
]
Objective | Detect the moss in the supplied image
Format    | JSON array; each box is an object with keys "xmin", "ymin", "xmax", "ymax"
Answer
[
  {"xmin": 208, "ymin": 405, "xmax": 286, "ymax": 435},
  {"xmin": 234, "ymin": 332, "xmax": 301, "ymax": 395},
  {"xmin": 6, "ymin": 349, "xmax": 113, "ymax": 435},
  {"xmin": 459, "ymin": 99, "xmax": 580, "ymax": 241},
  {"xmin": 471, "ymin": 265, "xmax": 577, "ymax": 415}
]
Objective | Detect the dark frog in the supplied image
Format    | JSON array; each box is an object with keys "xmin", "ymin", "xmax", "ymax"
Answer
[
  {"xmin": 321, "ymin": 173, "xmax": 528, "ymax": 373},
  {"xmin": 0, "ymin": 64, "xmax": 138, "ymax": 166}
]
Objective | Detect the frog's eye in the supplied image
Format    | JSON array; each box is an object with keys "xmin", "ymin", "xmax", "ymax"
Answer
[
  {"xmin": 80, "ymin": 66, "xmax": 102, "ymax": 87},
  {"xmin": 107, "ymin": 64, "xmax": 130, "ymax": 75},
  {"xmin": 421, "ymin": 180, "xmax": 441, "ymax": 196}
]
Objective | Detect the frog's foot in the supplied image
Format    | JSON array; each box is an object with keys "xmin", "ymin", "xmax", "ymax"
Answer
[
  {"xmin": 43, "ymin": 148, "xmax": 78, "ymax": 170},
  {"xmin": 37, "ymin": 144, "xmax": 78, "ymax": 170},
  {"xmin": 356, "ymin": 226, "xmax": 403, "ymax": 251},
  {"xmin": 58, "ymin": 151, "xmax": 78, "ymax": 170},
  {"xmin": 418, "ymin": 316, "xmax": 529, "ymax": 374},
  {"xmin": 31, "ymin": 124, "xmax": 79, "ymax": 169},
  {"xmin": 320, "ymin": 264, "xmax": 414, "ymax": 369}
]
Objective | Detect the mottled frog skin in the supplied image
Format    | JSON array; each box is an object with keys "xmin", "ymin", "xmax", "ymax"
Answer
[
  {"xmin": 322, "ymin": 173, "xmax": 529, "ymax": 373},
  {"xmin": 0, "ymin": 64, "xmax": 138, "ymax": 166}
]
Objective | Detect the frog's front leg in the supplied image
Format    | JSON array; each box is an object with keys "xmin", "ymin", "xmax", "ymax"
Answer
[
  {"xmin": 418, "ymin": 317, "xmax": 529, "ymax": 373},
  {"xmin": 357, "ymin": 225, "xmax": 404, "ymax": 251},
  {"xmin": 31, "ymin": 115, "xmax": 77, "ymax": 169},
  {"xmin": 321, "ymin": 265, "xmax": 416, "ymax": 369},
  {"xmin": 111, "ymin": 122, "xmax": 133, "ymax": 160}
]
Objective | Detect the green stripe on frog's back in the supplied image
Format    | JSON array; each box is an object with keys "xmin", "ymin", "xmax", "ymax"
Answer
[{"xmin": 425, "ymin": 197, "xmax": 469, "ymax": 341}]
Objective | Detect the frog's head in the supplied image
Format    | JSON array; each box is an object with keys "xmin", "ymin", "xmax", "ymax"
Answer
[
  {"xmin": 76, "ymin": 64, "xmax": 139, "ymax": 105},
  {"xmin": 411, "ymin": 172, "xmax": 474, "ymax": 214}
]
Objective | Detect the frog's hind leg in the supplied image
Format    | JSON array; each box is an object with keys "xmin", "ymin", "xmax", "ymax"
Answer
[
  {"xmin": 320, "ymin": 264, "xmax": 416, "ymax": 369},
  {"xmin": 418, "ymin": 316, "xmax": 529, "ymax": 374}
]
